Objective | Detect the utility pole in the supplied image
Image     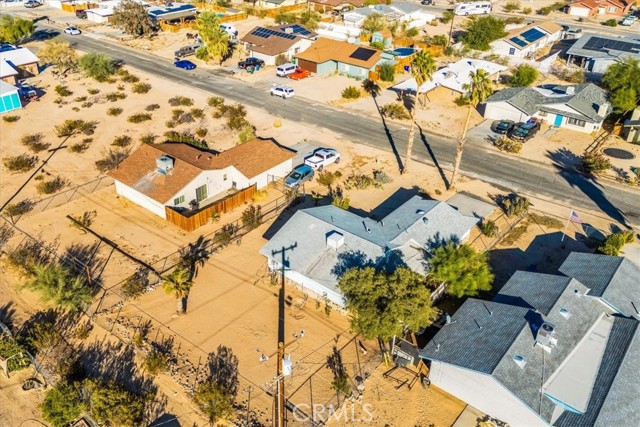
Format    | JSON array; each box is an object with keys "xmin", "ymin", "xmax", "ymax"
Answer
[
  {"xmin": 447, "ymin": 12, "xmax": 455, "ymax": 48},
  {"xmin": 271, "ymin": 243, "xmax": 297, "ymax": 427}
]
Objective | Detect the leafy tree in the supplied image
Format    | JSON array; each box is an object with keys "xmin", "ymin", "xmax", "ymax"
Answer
[
  {"xmin": 38, "ymin": 40, "xmax": 78, "ymax": 75},
  {"xmin": 378, "ymin": 62, "xmax": 395, "ymax": 82},
  {"xmin": 0, "ymin": 15, "xmax": 34, "ymax": 45},
  {"xmin": 451, "ymin": 69, "xmax": 493, "ymax": 187},
  {"xmin": 580, "ymin": 152, "xmax": 611, "ymax": 175},
  {"xmin": 404, "ymin": 51, "xmax": 436, "ymax": 174},
  {"xmin": 429, "ymin": 242, "xmax": 494, "ymax": 298},
  {"xmin": 25, "ymin": 263, "xmax": 92, "ymax": 311},
  {"xmin": 78, "ymin": 52, "xmax": 116, "ymax": 82},
  {"xmin": 602, "ymin": 57, "xmax": 640, "ymax": 114},
  {"xmin": 338, "ymin": 266, "xmax": 438, "ymax": 340},
  {"xmin": 162, "ymin": 268, "xmax": 193, "ymax": 314},
  {"xmin": 113, "ymin": 0, "xmax": 155, "ymax": 37},
  {"xmin": 597, "ymin": 230, "xmax": 635, "ymax": 256},
  {"xmin": 361, "ymin": 13, "xmax": 385, "ymax": 34},
  {"xmin": 509, "ymin": 64, "xmax": 538, "ymax": 87},
  {"xmin": 298, "ymin": 10, "xmax": 320, "ymax": 31},
  {"xmin": 85, "ymin": 379, "xmax": 146, "ymax": 426},
  {"xmin": 41, "ymin": 382, "xmax": 85, "ymax": 427},
  {"xmin": 193, "ymin": 380, "xmax": 235, "ymax": 426},
  {"xmin": 461, "ymin": 16, "xmax": 507, "ymax": 51},
  {"xmin": 196, "ymin": 12, "xmax": 229, "ymax": 64}
]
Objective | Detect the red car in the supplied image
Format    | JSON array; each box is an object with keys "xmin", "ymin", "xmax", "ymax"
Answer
[{"xmin": 289, "ymin": 67, "xmax": 311, "ymax": 80}]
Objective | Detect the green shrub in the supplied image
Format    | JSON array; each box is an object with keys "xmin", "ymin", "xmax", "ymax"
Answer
[
  {"xmin": 537, "ymin": 2, "xmax": 565, "ymax": 15},
  {"xmin": 580, "ymin": 152, "xmax": 611, "ymax": 175},
  {"xmin": 344, "ymin": 173, "xmax": 376, "ymax": 190},
  {"xmin": 503, "ymin": 1, "xmax": 520, "ymax": 11},
  {"xmin": 241, "ymin": 204, "xmax": 262, "ymax": 230},
  {"xmin": 238, "ymin": 125, "xmax": 255, "ymax": 143},
  {"xmin": 332, "ymin": 195, "xmax": 350, "ymax": 210},
  {"xmin": 370, "ymin": 40, "xmax": 386, "ymax": 51},
  {"xmin": 105, "ymin": 91, "xmax": 127, "ymax": 102},
  {"xmin": 164, "ymin": 131, "xmax": 208, "ymax": 148},
  {"xmin": 36, "ymin": 176, "xmax": 67, "ymax": 194},
  {"xmin": 373, "ymin": 170, "xmax": 391, "ymax": 184},
  {"xmin": 70, "ymin": 138, "xmax": 92, "ymax": 153},
  {"xmin": 74, "ymin": 96, "xmax": 87, "ymax": 103},
  {"xmin": 55, "ymin": 85, "xmax": 73, "ymax": 96},
  {"xmin": 226, "ymin": 104, "xmax": 249, "ymax": 130},
  {"xmin": 139, "ymin": 133, "xmax": 156, "ymax": 144},
  {"xmin": 95, "ymin": 148, "xmax": 129, "ymax": 172},
  {"xmin": 479, "ymin": 220, "xmax": 498, "ymax": 237},
  {"xmin": 87, "ymin": 88, "xmax": 100, "ymax": 95},
  {"xmin": 509, "ymin": 64, "xmax": 539, "ymax": 87},
  {"xmin": 2, "ymin": 115, "xmax": 20, "ymax": 123},
  {"xmin": 122, "ymin": 267, "xmax": 150, "ymax": 299},
  {"xmin": 440, "ymin": 10, "xmax": 454, "ymax": 24},
  {"xmin": 55, "ymin": 120, "xmax": 98, "ymax": 137},
  {"xmin": 504, "ymin": 16, "xmax": 525, "ymax": 25},
  {"xmin": 341, "ymin": 86, "xmax": 361, "ymax": 99},
  {"xmin": 112, "ymin": 135, "xmax": 132, "ymax": 147},
  {"xmin": 79, "ymin": 52, "xmax": 116, "ymax": 81},
  {"xmin": 522, "ymin": 7, "xmax": 532, "ymax": 14},
  {"xmin": 168, "ymin": 96, "xmax": 193, "ymax": 106},
  {"xmin": 128, "ymin": 113, "xmax": 152, "ymax": 123},
  {"xmin": 3, "ymin": 154, "xmax": 38, "ymax": 173},
  {"xmin": 0, "ymin": 338, "xmax": 30, "ymax": 372},
  {"xmin": 145, "ymin": 103, "xmax": 160, "ymax": 111},
  {"xmin": 501, "ymin": 194, "xmax": 530, "ymax": 217},
  {"xmin": 381, "ymin": 103, "xmax": 410, "ymax": 120},
  {"xmin": 195, "ymin": 128, "xmax": 208, "ymax": 138},
  {"xmin": 378, "ymin": 62, "xmax": 395, "ymax": 82},
  {"xmin": 454, "ymin": 95, "xmax": 470, "ymax": 106},
  {"xmin": 132, "ymin": 82, "xmax": 151, "ymax": 94},
  {"xmin": 213, "ymin": 223, "xmax": 237, "ymax": 246},
  {"xmin": 603, "ymin": 19, "xmax": 617, "ymax": 27},
  {"xmin": 4, "ymin": 199, "xmax": 34, "ymax": 218},
  {"xmin": 597, "ymin": 230, "xmax": 635, "ymax": 256},
  {"xmin": 20, "ymin": 133, "xmax": 49, "ymax": 153},
  {"xmin": 190, "ymin": 107, "xmax": 204, "ymax": 119},
  {"xmin": 144, "ymin": 349, "xmax": 169, "ymax": 374},
  {"xmin": 107, "ymin": 107, "xmax": 123, "ymax": 116},
  {"xmin": 171, "ymin": 109, "xmax": 184, "ymax": 121},
  {"xmin": 494, "ymin": 136, "xmax": 523, "ymax": 153},
  {"xmin": 208, "ymin": 96, "xmax": 224, "ymax": 108},
  {"xmin": 405, "ymin": 27, "xmax": 419, "ymax": 38}
]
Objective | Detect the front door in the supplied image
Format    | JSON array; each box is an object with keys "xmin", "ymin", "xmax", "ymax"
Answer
[
  {"xmin": 195, "ymin": 184, "xmax": 208, "ymax": 202},
  {"xmin": 554, "ymin": 114, "xmax": 563, "ymax": 127}
]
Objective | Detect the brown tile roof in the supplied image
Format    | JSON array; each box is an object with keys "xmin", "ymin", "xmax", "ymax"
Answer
[
  {"xmin": 569, "ymin": 0, "xmax": 630, "ymax": 8},
  {"xmin": 109, "ymin": 139, "xmax": 295, "ymax": 204},
  {"xmin": 294, "ymin": 37, "xmax": 382, "ymax": 69},
  {"xmin": 241, "ymin": 25, "xmax": 315, "ymax": 56},
  {"xmin": 309, "ymin": 0, "xmax": 365, "ymax": 7}
]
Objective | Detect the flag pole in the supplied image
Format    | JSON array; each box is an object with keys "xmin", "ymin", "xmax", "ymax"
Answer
[{"xmin": 561, "ymin": 211, "xmax": 571, "ymax": 242}]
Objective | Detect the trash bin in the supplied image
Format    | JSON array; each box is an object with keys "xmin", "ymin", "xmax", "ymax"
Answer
[{"xmin": 255, "ymin": 65, "xmax": 261, "ymax": 72}]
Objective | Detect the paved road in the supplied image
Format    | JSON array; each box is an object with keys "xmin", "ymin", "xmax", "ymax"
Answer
[{"xmin": 53, "ymin": 29, "xmax": 640, "ymax": 227}]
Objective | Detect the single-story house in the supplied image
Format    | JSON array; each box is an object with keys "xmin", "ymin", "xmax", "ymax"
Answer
[
  {"xmin": 85, "ymin": 0, "xmax": 149, "ymax": 23},
  {"xmin": 109, "ymin": 139, "xmax": 295, "ymax": 220},
  {"xmin": 0, "ymin": 80, "xmax": 22, "ymax": 114},
  {"xmin": 622, "ymin": 107, "xmax": 640, "ymax": 143},
  {"xmin": 241, "ymin": 24, "xmax": 317, "ymax": 66},
  {"xmin": 309, "ymin": 0, "xmax": 365, "ymax": 13},
  {"xmin": 491, "ymin": 22, "xmax": 563, "ymax": 60},
  {"xmin": 370, "ymin": 28, "xmax": 393, "ymax": 49},
  {"xmin": 254, "ymin": 0, "xmax": 306, "ymax": 9},
  {"xmin": 148, "ymin": 3, "xmax": 197, "ymax": 22},
  {"xmin": 259, "ymin": 196, "xmax": 479, "ymax": 306},
  {"xmin": 343, "ymin": 2, "xmax": 435, "ymax": 28},
  {"xmin": 565, "ymin": 0, "xmax": 632, "ymax": 18},
  {"xmin": 482, "ymin": 83, "xmax": 609, "ymax": 133},
  {"xmin": 392, "ymin": 58, "xmax": 507, "ymax": 97},
  {"xmin": 421, "ymin": 253, "xmax": 640, "ymax": 427},
  {"xmin": 565, "ymin": 33, "xmax": 640, "ymax": 75},
  {"xmin": 0, "ymin": 46, "xmax": 40, "ymax": 85},
  {"xmin": 294, "ymin": 37, "xmax": 383, "ymax": 78}
]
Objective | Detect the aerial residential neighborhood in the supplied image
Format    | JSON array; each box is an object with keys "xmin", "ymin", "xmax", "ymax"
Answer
[{"xmin": 0, "ymin": 0, "xmax": 638, "ymax": 425}]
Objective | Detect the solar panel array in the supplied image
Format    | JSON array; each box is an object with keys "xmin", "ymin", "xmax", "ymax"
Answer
[
  {"xmin": 520, "ymin": 28, "xmax": 545, "ymax": 43},
  {"xmin": 250, "ymin": 27, "xmax": 296, "ymax": 40},
  {"xmin": 582, "ymin": 36, "xmax": 640, "ymax": 54},
  {"xmin": 349, "ymin": 47, "xmax": 376, "ymax": 61},
  {"xmin": 510, "ymin": 37, "xmax": 527, "ymax": 47},
  {"xmin": 286, "ymin": 24, "xmax": 312, "ymax": 37}
]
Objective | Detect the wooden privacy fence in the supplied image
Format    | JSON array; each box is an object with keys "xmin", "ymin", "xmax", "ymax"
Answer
[
  {"xmin": 165, "ymin": 185, "xmax": 257, "ymax": 232},
  {"xmin": 61, "ymin": 2, "xmax": 98, "ymax": 12},
  {"xmin": 160, "ymin": 21, "xmax": 197, "ymax": 32},
  {"xmin": 262, "ymin": 4, "xmax": 307, "ymax": 17}
]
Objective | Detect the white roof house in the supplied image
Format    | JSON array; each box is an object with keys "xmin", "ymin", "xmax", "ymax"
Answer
[
  {"xmin": 86, "ymin": 0, "xmax": 150, "ymax": 23},
  {"xmin": 0, "ymin": 47, "xmax": 39, "ymax": 73},
  {"xmin": 490, "ymin": 22, "xmax": 563, "ymax": 60},
  {"xmin": 392, "ymin": 58, "xmax": 507, "ymax": 95},
  {"xmin": 343, "ymin": 2, "xmax": 435, "ymax": 28}
]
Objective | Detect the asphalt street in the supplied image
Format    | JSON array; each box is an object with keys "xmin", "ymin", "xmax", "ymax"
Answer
[{"xmin": 49, "ymin": 28, "xmax": 640, "ymax": 227}]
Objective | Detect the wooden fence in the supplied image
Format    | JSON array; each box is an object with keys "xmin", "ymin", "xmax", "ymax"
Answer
[
  {"xmin": 61, "ymin": 2, "xmax": 98, "ymax": 12},
  {"xmin": 164, "ymin": 185, "xmax": 257, "ymax": 232},
  {"xmin": 262, "ymin": 4, "xmax": 307, "ymax": 17}
]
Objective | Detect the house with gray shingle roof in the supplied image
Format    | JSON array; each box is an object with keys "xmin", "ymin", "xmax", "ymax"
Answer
[
  {"xmin": 565, "ymin": 33, "xmax": 640, "ymax": 75},
  {"xmin": 259, "ymin": 196, "xmax": 479, "ymax": 306},
  {"xmin": 481, "ymin": 83, "xmax": 610, "ymax": 134},
  {"xmin": 420, "ymin": 253, "xmax": 640, "ymax": 427}
]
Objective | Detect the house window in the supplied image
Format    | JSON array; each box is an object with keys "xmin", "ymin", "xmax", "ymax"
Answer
[
  {"xmin": 173, "ymin": 195, "xmax": 185, "ymax": 205},
  {"xmin": 361, "ymin": 68, "xmax": 367, "ymax": 76},
  {"xmin": 508, "ymin": 48, "xmax": 515, "ymax": 55},
  {"xmin": 607, "ymin": 6, "xmax": 617, "ymax": 12},
  {"xmin": 343, "ymin": 64, "xmax": 350, "ymax": 72},
  {"xmin": 195, "ymin": 184, "xmax": 208, "ymax": 202},
  {"xmin": 567, "ymin": 117, "xmax": 586, "ymax": 127},
  {"xmin": 539, "ymin": 111, "xmax": 548, "ymax": 117},
  {"xmin": 223, "ymin": 173, "xmax": 228, "ymax": 181}
]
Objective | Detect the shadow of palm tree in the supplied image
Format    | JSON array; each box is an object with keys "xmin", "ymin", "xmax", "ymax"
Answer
[
  {"xmin": 546, "ymin": 148, "xmax": 630, "ymax": 228},
  {"xmin": 179, "ymin": 235, "xmax": 211, "ymax": 279},
  {"xmin": 418, "ymin": 124, "xmax": 450, "ymax": 189},
  {"xmin": 364, "ymin": 81, "xmax": 404, "ymax": 172}
]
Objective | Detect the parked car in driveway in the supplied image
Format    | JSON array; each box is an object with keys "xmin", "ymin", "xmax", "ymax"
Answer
[
  {"xmin": 304, "ymin": 148, "xmax": 341, "ymax": 171},
  {"xmin": 64, "ymin": 26, "xmax": 81, "ymax": 35},
  {"xmin": 621, "ymin": 15, "xmax": 637, "ymax": 26},
  {"xmin": 493, "ymin": 120, "xmax": 515, "ymax": 135},
  {"xmin": 174, "ymin": 59, "xmax": 196, "ymax": 70},
  {"xmin": 270, "ymin": 85, "xmax": 295, "ymax": 99},
  {"xmin": 510, "ymin": 121, "xmax": 541, "ymax": 142},
  {"xmin": 238, "ymin": 57, "xmax": 264, "ymax": 69},
  {"xmin": 289, "ymin": 67, "xmax": 311, "ymax": 80},
  {"xmin": 24, "ymin": 1, "xmax": 42, "ymax": 8},
  {"xmin": 18, "ymin": 83, "xmax": 38, "ymax": 101},
  {"xmin": 284, "ymin": 165, "xmax": 314, "ymax": 188}
]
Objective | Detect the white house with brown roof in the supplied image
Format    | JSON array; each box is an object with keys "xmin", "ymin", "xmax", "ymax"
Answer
[
  {"xmin": 294, "ymin": 37, "xmax": 383, "ymax": 78},
  {"xmin": 490, "ymin": 22, "xmax": 563, "ymax": 60},
  {"xmin": 241, "ymin": 24, "xmax": 317, "ymax": 66},
  {"xmin": 566, "ymin": 0, "xmax": 632, "ymax": 17},
  {"xmin": 109, "ymin": 139, "xmax": 295, "ymax": 219}
]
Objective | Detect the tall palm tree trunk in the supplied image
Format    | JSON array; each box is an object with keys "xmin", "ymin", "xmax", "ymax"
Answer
[
  {"xmin": 451, "ymin": 105, "xmax": 473, "ymax": 188},
  {"xmin": 177, "ymin": 296, "xmax": 184, "ymax": 314},
  {"xmin": 403, "ymin": 93, "xmax": 419, "ymax": 174}
]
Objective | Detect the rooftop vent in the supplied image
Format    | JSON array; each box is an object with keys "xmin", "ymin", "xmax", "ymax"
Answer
[
  {"xmin": 536, "ymin": 321, "xmax": 556, "ymax": 348},
  {"xmin": 422, "ymin": 217, "xmax": 429, "ymax": 225},
  {"xmin": 326, "ymin": 231, "xmax": 344, "ymax": 249},
  {"xmin": 513, "ymin": 355, "xmax": 527, "ymax": 369},
  {"xmin": 565, "ymin": 86, "xmax": 575, "ymax": 95},
  {"xmin": 416, "ymin": 209, "xmax": 426, "ymax": 215},
  {"xmin": 284, "ymin": 27, "xmax": 293, "ymax": 34},
  {"xmin": 559, "ymin": 308, "xmax": 570, "ymax": 319},
  {"xmin": 156, "ymin": 156, "xmax": 174, "ymax": 175}
]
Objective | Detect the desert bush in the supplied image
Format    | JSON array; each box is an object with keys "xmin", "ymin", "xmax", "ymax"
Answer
[
  {"xmin": 70, "ymin": 138, "xmax": 92, "ymax": 153},
  {"xmin": 344, "ymin": 174, "xmax": 376, "ymax": 190},
  {"xmin": 119, "ymin": 70, "xmax": 140, "ymax": 83},
  {"xmin": 597, "ymin": 230, "xmax": 635, "ymax": 256},
  {"xmin": 36, "ymin": 176, "xmax": 67, "ymax": 194},
  {"xmin": 378, "ymin": 62, "xmax": 395, "ymax": 82},
  {"xmin": 341, "ymin": 86, "xmax": 361, "ymax": 99},
  {"xmin": 213, "ymin": 223, "xmax": 237, "ymax": 247},
  {"xmin": 252, "ymin": 189, "xmax": 268, "ymax": 202},
  {"xmin": 74, "ymin": 96, "xmax": 87, "ymax": 103},
  {"xmin": 71, "ymin": 106, "xmax": 80, "ymax": 112},
  {"xmin": 2, "ymin": 115, "xmax": 20, "ymax": 123},
  {"xmin": 128, "ymin": 113, "xmax": 152, "ymax": 123},
  {"xmin": 0, "ymin": 338, "xmax": 30, "ymax": 372},
  {"xmin": 122, "ymin": 267, "xmax": 150, "ymax": 299},
  {"xmin": 501, "ymin": 194, "xmax": 530, "ymax": 217},
  {"xmin": 190, "ymin": 107, "xmax": 205, "ymax": 119},
  {"xmin": 238, "ymin": 125, "xmax": 255, "ymax": 143},
  {"xmin": 87, "ymin": 88, "xmax": 100, "ymax": 95},
  {"xmin": 509, "ymin": 64, "xmax": 538, "ymax": 87},
  {"xmin": 603, "ymin": 19, "xmax": 617, "ymax": 27},
  {"xmin": 164, "ymin": 131, "xmax": 208, "ymax": 148},
  {"xmin": 112, "ymin": 135, "xmax": 132, "ymax": 147},
  {"xmin": 494, "ymin": 136, "xmax": 522, "ymax": 154},
  {"xmin": 107, "ymin": 107, "xmax": 123, "ymax": 116},
  {"xmin": 140, "ymin": 133, "xmax": 156, "ymax": 144},
  {"xmin": 241, "ymin": 204, "xmax": 262, "ymax": 230},
  {"xmin": 145, "ymin": 103, "xmax": 160, "ymax": 111},
  {"xmin": 226, "ymin": 104, "xmax": 249, "ymax": 130},
  {"xmin": 440, "ymin": 10, "xmax": 454, "ymax": 23},
  {"xmin": 55, "ymin": 120, "xmax": 97, "ymax": 137},
  {"xmin": 144, "ymin": 349, "xmax": 169, "ymax": 374},
  {"xmin": 479, "ymin": 220, "xmax": 497, "ymax": 237},
  {"xmin": 528, "ymin": 212, "xmax": 563, "ymax": 229},
  {"xmin": 168, "ymin": 96, "xmax": 193, "ymax": 106},
  {"xmin": 537, "ymin": 1, "xmax": 565, "ymax": 15},
  {"xmin": 373, "ymin": 170, "xmax": 391, "ymax": 184},
  {"xmin": 132, "ymin": 82, "xmax": 151, "ymax": 94},
  {"xmin": 79, "ymin": 52, "xmax": 116, "ymax": 81},
  {"xmin": 381, "ymin": 103, "xmax": 410, "ymax": 120},
  {"xmin": 3, "ymin": 154, "xmax": 38, "ymax": 173},
  {"xmin": 178, "ymin": 112, "xmax": 194, "ymax": 124},
  {"xmin": 73, "ymin": 322, "xmax": 92, "ymax": 340},
  {"xmin": 522, "ymin": 7, "xmax": 532, "ymax": 14},
  {"xmin": 81, "ymin": 102, "xmax": 93, "ymax": 108},
  {"xmin": 275, "ymin": 54, "xmax": 287, "ymax": 66},
  {"xmin": 332, "ymin": 195, "xmax": 350, "ymax": 210},
  {"xmin": 95, "ymin": 148, "xmax": 130, "ymax": 172},
  {"xmin": 4, "ymin": 199, "xmax": 34, "ymax": 218},
  {"xmin": 68, "ymin": 210, "xmax": 97, "ymax": 230},
  {"xmin": 171, "ymin": 109, "xmax": 184, "ymax": 121},
  {"xmin": 503, "ymin": 1, "xmax": 520, "ymax": 11},
  {"xmin": 195, "ymin": 128, "xmax": 208, "ymax": 138},
  {"xmin": 165, "ymin": 120, "xmax": 176, "ymax": 128},
  {"xmin": 20, "ymin": 133, "xmax": 49, "ymax": 153},
  {"xmin": 504, "ymin": 16, "xmax": 525, "ymax": 25},
  {"xmin": 105, "ymin": 91, "xmax": 127, "ymax": 102},
  {"xmin": 580, "ymin": 152, "xmax": 611, "ymax": 175},
  {"xmin": 405, "ymin": 27, "xmax": 419, "ymax": 38},
  {"xmin": 55, "ymin": 85, "xmax": 73, "ymax": 96},
  {"xmin": 208, "ymin": 96, "xmax": 224, "ymax": 108}
]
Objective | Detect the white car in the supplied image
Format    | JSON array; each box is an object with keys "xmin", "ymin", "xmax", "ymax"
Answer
[
  {"xmin": 304, "ymin": 148, "xmax": 341, "ymax": 171},
  {"xmin": 270, "ymin": 85, "xmax": 295, "ymax": 99},
  {"xmin": 64, "ymin": 26, "xmax": 81, "ymax": 35},
  {"xmin": 621, "ymin": 16, "xmax": 636, "ymax": 26}
]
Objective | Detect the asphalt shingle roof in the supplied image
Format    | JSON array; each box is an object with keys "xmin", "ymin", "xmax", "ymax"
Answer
[{"xmin": 493, "ymin": 271, "xmax": 572, "ymax": 315}]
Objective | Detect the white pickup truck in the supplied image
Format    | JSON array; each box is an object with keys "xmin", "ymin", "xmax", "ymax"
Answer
[{"xmin": 304, "ymin": 148, "xmax": 341, "ymax": 171}]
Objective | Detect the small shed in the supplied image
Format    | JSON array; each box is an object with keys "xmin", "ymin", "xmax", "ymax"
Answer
[
  {"xmin": 622, "ymin": 107, "xmax": 640, "ymax": 144},
  {"xmin": 0, "ymin": 81, "xmax": 21, "ymax": 114}
]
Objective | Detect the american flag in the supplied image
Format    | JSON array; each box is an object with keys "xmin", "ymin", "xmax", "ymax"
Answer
[{"xmin": 569, "ymin": 210, "xmax": 583, "ymax": 223}]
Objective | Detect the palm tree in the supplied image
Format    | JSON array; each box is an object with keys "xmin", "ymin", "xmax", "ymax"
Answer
[
  {"xmin": 163, "ymin": 268, "xmax": 193, "ymax": 315},
  {"xmin": 362, "ymin": 79, "xmax": 381, "ymax": 111},
  {"xmin": 26, "ymin": 263, "xmax": 92, "ymax": 311},
  {"xmin": 450, "ymin": 69, "xmax": 494, "ymax": 188},
  {"xmin": 404, "ymin": 51, "xmax": 436, "ymax": 174},
  {"xmin": 178, "ymin": 236, "xmax": 211, "ymax": 280},
  {"xmin": 196, "ymin": 12, "xmax": 229, "ymax": 65}
]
